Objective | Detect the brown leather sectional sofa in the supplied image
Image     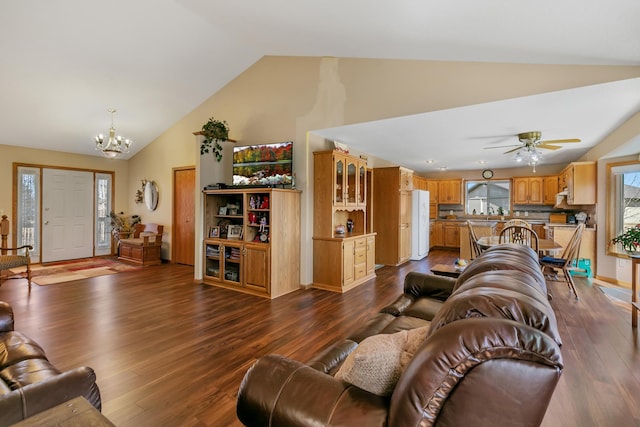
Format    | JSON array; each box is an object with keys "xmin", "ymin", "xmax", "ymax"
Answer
[
  {"xmin": 0, "ymin": 301, "xmax": 101, "ymax": 426},
  {"xmin": 237, "ymin": 243, "xmax": 563, "ymax": 427}
]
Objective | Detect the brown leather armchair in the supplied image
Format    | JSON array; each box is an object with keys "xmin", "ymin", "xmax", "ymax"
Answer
[
  {"xmin": 0, "ymin": 301, "xmax": 101, "ymax": 426},
  {"xmin": 237, "ymin": 244, "xmax": 563, "ymax": 427}
]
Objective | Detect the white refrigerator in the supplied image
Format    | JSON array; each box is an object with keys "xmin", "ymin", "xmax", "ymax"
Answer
[{"xmin": 410, "ymin": 190, "xmax": 430, "ymax": 260}]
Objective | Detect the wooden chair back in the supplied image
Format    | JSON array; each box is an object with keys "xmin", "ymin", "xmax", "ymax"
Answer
[
  {"xmin": 499, "ymin": 225, "xmax": 539, "ymax": 253},
  {"xmin": 466, "ymin": 221, "xmax": 483, "ymax": 260}
]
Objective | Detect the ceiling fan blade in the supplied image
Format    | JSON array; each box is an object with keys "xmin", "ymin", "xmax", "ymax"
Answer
[
  {"xmin": 537, "ymin": 144, "xmax": 563, "ymax": 151},
  {"xmin": 503, "ymin": 146, "xmax": 523, "ymax": 154},
  {"xmin": 539, "ymin": 138, "xmax": 581, "ymax": 144},
  {"xmin": 484, "ymin": 144, "xmax": 520, "ymax": 150}
]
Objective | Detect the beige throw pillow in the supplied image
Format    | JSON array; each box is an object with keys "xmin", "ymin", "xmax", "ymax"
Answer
[{"xmin": 335, "ymin": 325, "xmax": 429, "ymax": 396}]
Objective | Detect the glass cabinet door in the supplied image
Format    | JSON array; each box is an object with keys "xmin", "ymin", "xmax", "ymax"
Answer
[
  {"xmin": 334, "ymin": 157, "xmax": 344, "ymax": 204},
  {"xmin": 347, "ymin": 159, "xmax": 357, "ymax": 204},
  {"xmin": 204, "ymin": 242, "xmax": 221, "ymax": 279},
  {"xmin": 358, "ymin": 163, "xmax": 366, "ymax": 205}
]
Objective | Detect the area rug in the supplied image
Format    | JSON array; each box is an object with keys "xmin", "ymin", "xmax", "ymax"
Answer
[
  {"xmin": 8, "ymin": 257, "xmax": 141, "ymax": 286},
  {"xmin": 593, "ymin": 278, "xmax": 634, "ymax": 311}
]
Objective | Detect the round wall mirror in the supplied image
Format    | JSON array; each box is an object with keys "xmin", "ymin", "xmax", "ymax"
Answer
[{"xmin": 144, "ymin": 181, "xmax": 159, "ymax": 211}]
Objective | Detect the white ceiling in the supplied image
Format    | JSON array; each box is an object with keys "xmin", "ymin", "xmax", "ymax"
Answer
[{"xmin": 1, "ymin": 1, "xmax": 639, "ymax": 169}]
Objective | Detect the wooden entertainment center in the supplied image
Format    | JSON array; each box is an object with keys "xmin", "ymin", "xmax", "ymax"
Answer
[{"xmin": 202, "ymin": 187, "xmax": 301, "ymax": 298}]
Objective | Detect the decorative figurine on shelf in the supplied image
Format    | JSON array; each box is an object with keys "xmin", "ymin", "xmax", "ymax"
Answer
[
  {"xmin": 259, "ymin": 216, "xmax": 267, "ymax": 233},
  {"xmin": 249, "ymin": 195, "xmax": 257, "ymax": 210},
  {"xmin": 260, "ymin": 196, "xmax": 269, "ymax": 209},
  {"xmin": 248, "ymin": 212, "xmax": 257, "ymax": 225}
]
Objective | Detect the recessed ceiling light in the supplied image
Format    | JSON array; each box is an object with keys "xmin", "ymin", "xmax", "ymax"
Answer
[
  {"xmin": 425, "ymin": 159, "xmax": 434, "ymax": 164},
  {"xmin": 478, "ymin": 160, "xmax": 486, "ymax": 165},
  {"xmin": 439, "ymin": 166, "xmax": 447, "ymax": 171}
]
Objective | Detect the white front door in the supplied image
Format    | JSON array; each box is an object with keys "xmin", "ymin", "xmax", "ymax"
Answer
[{"xmin": 42, "ymin": 169, "xmax": 94, "ymax": 262}]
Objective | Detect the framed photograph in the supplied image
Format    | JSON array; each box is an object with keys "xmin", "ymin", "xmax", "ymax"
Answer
[
  {"xmin": 209, "ymin": 226, "xmax": 220, "ymax": 238},
  {"xmin": 219, "ymin": 206, "xmax": 228, "ymax": 215},
  {"xmin": 227, "ymin": 225, "xmax": 243, "ymax": 239}
]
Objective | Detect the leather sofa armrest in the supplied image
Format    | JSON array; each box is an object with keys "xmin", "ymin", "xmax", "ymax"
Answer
[
  {"xmin": 403, "ymin": 272, "xmax": 456, "ymax": 301},
  {"xmin": 21, "ymin": 366, "xmax": 101, "ymax": 416},
  {"xmin": 0, "ymin": 302, "xmax": 14, "ymax": 332},
  {"xmin": 237, "ymin": 355, "xmax": 388, "ymax": 427}
]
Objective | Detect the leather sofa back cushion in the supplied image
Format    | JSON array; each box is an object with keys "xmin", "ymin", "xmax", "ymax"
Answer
[{"xmin": 335, "ymin": 325, "xmax": 429, "ymax": 397}]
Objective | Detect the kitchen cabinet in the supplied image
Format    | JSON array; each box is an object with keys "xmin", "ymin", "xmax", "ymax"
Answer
[
  {"xmin": 543, "ymin": 176, "xmax": 559, "ymax": 205},
  {"xmin": 443, "ymin": 221, "xmax": 463, "ymax": 248},
  {"xmin": 431, "ymin": 221, "xmax": 443, "ymax": 247},
  {"xmin": 373, "ymin": 166, "xmax": 413, "ymax": 266},
  {"xmin": 202, "ymin": 188, "xmax": 300, "ymax": 298},
  {"xmin": 426, "ymin": 180, "xmax": 439, "ymax": 203},
  {"xmin": 560, "ymin": 162, "xmax": 596, "ymax": 205},
  {"xmin": 438, "ymin": 180, "xmax": 462, "ymax": 204},
  {"xmin": 513, "ymin": 177, "xmax": 544, "ymax": 204}
]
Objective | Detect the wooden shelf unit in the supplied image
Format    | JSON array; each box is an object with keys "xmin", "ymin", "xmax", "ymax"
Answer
[
  {"xmin": 202, "ymin": 188, "xmax": 301, "ymax": 298},
  {"xmin": 313, "ymin": 150, "xmax": 376, "ymax": 292}
]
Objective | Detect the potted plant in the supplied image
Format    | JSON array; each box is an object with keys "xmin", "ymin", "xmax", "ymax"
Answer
[
  {"xmin": 200, "ymin": 117, "xmax": 230, "ymax": 162},
  {"xmin": 610, "ymin": 224, "xmax": 640, "ymax": 257}
]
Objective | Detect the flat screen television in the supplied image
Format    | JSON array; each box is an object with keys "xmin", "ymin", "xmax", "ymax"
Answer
[{"xmin": 232, "ymin": 141, "xmax": 293, "ymax": 186}]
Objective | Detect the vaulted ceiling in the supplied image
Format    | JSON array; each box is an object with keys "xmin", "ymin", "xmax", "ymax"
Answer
[{"xmin": 2, "ymin": 1, "xmax": 639, "ymax": 170}]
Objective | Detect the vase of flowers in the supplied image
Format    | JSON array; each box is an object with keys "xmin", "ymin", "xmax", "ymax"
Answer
[
  {"xmin": 110, "ymin": 211, "xmax": 141, "ymax": 240},
  {"xmin": 610, "ymin": 224, "xmax": 640, "ymax": 257}
]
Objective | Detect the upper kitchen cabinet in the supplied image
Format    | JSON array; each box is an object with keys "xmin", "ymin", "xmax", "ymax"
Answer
[
  {"xmin": 559, "ymin": 161, "xmax": 596, "ymax": 205},
  {"xmin": 438, "ymin": 179, "xmax": 463, "ymax": 204}
]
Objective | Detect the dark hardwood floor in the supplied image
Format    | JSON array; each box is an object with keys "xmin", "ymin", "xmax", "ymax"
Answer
[{"xmin": 1, "ymin": 250, "xmax": 639, "ymax": 426}]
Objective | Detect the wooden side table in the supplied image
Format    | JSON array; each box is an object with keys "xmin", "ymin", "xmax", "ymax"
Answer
[
  {"xmin": 632, "ymin": 257, "xmax": 640, "ymax": 328},
  {"xmin": 12, "ymin": 396, "xmax": 114, "ymax": 426}
]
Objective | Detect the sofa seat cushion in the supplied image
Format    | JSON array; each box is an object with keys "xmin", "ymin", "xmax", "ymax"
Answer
[
  {"xmin": 0, "ymin": 331, "xmax": 47, "ymax": 369},
  {"xmin": 401, "ymin": 298, "xmax": 444, "ymax": 321},
  {"xmin": 380, "ymin": 316, "xmax": 431, "ymax": 335},
  {"xmin": 1, "ymin": 358, "xmax": 60, "ymax": 390},
  {"xmin": 335, "ymin": 325, "xmax": 430, "ymax": 396}
]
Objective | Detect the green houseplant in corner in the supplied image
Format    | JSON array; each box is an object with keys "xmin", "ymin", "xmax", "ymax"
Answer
[
  {"xmin": 200, "ymin": 117, "xmax": 230, "ymax": 162},
  {"xmin": 610, "ymin": 224, "xmax": 640, "ymax": 257}
]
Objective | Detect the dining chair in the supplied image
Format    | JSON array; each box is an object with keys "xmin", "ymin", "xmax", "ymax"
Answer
[
  {"xmin": 499, "ymin": 225, "xmax": 539, "ymax": 253},
  {"xmin": 466, "ymin": 221, "xmax": 483, "ymax": 260},
  {"xmin": 0, "ymin": 215, "xmax": 32, "ymax": 287},
  {"xmin": 504, "ymin": 219, "xmax": 532, "ymax": 228},
  {"xmin": 540, "ymin": 223, "xmax": 585, "ymax": 300}
]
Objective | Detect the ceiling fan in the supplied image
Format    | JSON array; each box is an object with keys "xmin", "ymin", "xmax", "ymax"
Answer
[
  {"xmin": 485, "ymin": 131, "xmax": 581, "ymax": 172},
  {"xmin": 486, "ymin": 131, "xmax": 581, "ymax": 154}
]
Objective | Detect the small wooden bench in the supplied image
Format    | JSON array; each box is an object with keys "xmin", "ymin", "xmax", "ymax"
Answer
[{"xmin": 118, "ymin": 223, "xmax": 163, "ymax": 266}]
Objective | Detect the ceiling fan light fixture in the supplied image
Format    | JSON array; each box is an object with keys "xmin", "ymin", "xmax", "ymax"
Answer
[{"xmin": 514, "ymin": 150, "xmax": 524, "ymax": 162}]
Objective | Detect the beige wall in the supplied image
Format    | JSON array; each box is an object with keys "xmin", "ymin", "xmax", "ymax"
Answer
[
  {"xmin": 133, "ymin": 55, "xmax": 637, "ymax": 285},
  {"xmin": 4, "ymin": 56, "xmax": 640, "ymax": 285},
  {"xmin": 0, "ymin": 144, "xmax": 129, "ymax": 246}
]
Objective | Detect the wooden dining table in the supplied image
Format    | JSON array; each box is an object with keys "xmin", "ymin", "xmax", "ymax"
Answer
[{"xmin": 476, "ymin": 235, "xmax": 563, "ymax": 254}]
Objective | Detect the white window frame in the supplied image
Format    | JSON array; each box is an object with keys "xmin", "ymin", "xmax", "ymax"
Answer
[{"xmin": 606, "ymin": 160, "xmax": 640, "ymax": 257}]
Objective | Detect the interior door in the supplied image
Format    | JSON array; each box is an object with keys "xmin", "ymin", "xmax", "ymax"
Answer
[
  {"xmin": 173, "ymin": 167, "xmax": 195, "ymax": 265},
  {"xmin": 42, "ymin": 169, "xmax": 94, "ymax": 262}
]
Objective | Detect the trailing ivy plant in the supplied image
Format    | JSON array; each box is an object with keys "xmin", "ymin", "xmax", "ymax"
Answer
[{"xmin": 200, "ymin": 117, "xmax": 229, "ymax": 162}]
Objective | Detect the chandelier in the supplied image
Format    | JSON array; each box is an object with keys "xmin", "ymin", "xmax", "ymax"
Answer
[
  {"xmin": 513, "ymin": 144, "xmax": 542, "ymax": 173},
  {"xmin": 94, "ymin": 108, "xmax": 132, "ymax": 158}
]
